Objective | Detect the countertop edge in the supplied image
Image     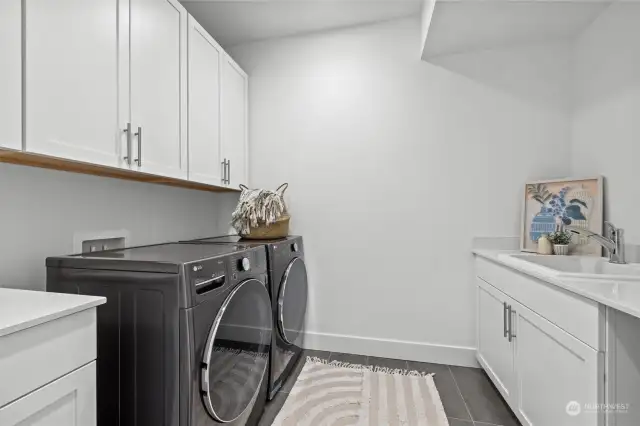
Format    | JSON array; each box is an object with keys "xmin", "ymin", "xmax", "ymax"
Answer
[
  {"xmin": 0, "ymin": 296, "xmax": 106, "ymax": 338},
  {"xmin": 472, "ymin": 249, "xmax": 640, "ymax": 320}
]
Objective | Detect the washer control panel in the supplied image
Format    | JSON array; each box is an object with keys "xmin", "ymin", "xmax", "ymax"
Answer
[{"xmin": 187, "ymin": 258, "xmax": 226, "ymax": 294}]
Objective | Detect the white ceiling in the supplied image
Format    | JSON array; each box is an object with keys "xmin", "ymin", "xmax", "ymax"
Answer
[
  {"xmin": 423, "ymin": 0, "xmax": 612, "ymax": 59},
  {"xmin": 181, "ymin": 0, "xmax": 423, "ymax": 47}
]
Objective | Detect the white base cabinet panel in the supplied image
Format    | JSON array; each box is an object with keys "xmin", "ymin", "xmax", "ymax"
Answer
[
  {"xmin": 475, "ymin": 260, "xmax": 605, "ymax": 426},
  {"xmin": 0, "ymin": 0, "xmax": 22, "ymax": 150},
  {"xmin": 0, "ymin": 309, "xmax": 97, "ymax": 408},
  {"xmin": 477, "ymin": 278, "xmax": 516, "ymax": 401},
  {"xmin": 605, "ymin": 308, "xmax": 640, "ymax": 426},
  {"xmin": 0, "ymin": 362, "xmax": 96, "ymax": 426},
  {"xmin": 513, "ymin": 300, "xmax": 602, "ymax": 426}
]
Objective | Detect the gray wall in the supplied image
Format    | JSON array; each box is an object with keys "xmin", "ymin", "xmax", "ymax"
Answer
[
  {"xmin": 0, "ymin": 163, "xmax": 238, "ymax": 290},
  {"xmin": 572, "ymin": 1, "xmax": 640, "ymax": 245},
  {"xmin": 230, "ymin": 17, "xmax": 570, "ymax": 364}
]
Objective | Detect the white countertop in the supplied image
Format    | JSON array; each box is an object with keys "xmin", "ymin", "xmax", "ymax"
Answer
[
  {"xmin": 0, "ymin": 288, "xmax": 106, "ymax": 338},
  {"xmin": 473, "ymin": 249, "xmax": 640, "ymax": 320}
]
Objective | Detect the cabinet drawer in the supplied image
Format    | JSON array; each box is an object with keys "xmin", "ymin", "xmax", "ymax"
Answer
[
  {"xmin": 0, "ymin": 308, "xmax": 97, "ymax": 407},
  {"xmin": 476, "ymin": 257, "xmax": 603, "ymax": 350}
]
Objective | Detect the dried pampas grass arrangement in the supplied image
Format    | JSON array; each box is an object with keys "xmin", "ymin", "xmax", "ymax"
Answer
[{"xmin": 231, "ymin": 183, "xmax": 289, "ymax": 237}]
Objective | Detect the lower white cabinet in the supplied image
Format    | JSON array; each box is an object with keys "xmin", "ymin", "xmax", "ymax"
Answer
[
  {"xmin": 477, "ymin": 278, "xmax": 516, "ymax": 401},
  {"xmin": 476, "ymin": 267, "xmax": 604, "ymax": 426},
  {"xmin": 513, "ymin": 300, "xmax": 601, "ymax": 426},
  {"xmin": 0, "ymin": 362, "xmax": 96, "ymax": 426},
  {"xmin": 0, "ymin": 301, "xmax": 101, "ymax": 426}
]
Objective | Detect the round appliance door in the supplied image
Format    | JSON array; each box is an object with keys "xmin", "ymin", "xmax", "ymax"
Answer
[
  {"xmin": 277, "ymin": 257, "xmax": 309, "ymax": 346},
  {"xmin": 201, "ymin": 279, "xmax": 272, "ymax": 423}
]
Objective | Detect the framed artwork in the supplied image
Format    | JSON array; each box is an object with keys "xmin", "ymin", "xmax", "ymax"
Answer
[{"xmin": 521, "ymin": 176, "xmax": 604, "ymax": 255}]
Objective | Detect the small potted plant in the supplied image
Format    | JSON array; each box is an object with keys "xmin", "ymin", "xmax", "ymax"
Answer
[{"xmin": 548, "ymin": 231, "xmax": 572, "ymax": 255}]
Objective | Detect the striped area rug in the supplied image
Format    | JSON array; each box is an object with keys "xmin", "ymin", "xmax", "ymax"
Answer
[{"xmin": 272, "ymin": 358, "xmax": 449, "ymax": 426}]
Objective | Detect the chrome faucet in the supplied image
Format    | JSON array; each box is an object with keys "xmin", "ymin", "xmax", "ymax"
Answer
[{"xmin": 566, "ymin": 221, "xmax": 626, "ymax": 264}]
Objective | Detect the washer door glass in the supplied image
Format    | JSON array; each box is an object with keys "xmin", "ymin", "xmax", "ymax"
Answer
[
  {"xmin": 201, "ymin": 279, "xmax": 272, "ymax": 423},
  {"xmin": 278, "ymin": 257, "xmax": 308, "ymax": 346}
]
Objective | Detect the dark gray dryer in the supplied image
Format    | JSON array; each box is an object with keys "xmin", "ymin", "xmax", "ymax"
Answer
[
  {"xmin": 180, "ymin": 235, "xmax": 308, "ymax": 400},
  {"xmin": 46, "ymin": 243, "xmax": 273, "ymax": 426}
]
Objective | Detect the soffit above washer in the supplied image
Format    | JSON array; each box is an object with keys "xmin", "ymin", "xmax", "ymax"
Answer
[
  {"xmin": 421, "ymin": 0, "xmax": 612, "ymax": 60},
  {"xmin": 181, "ymin": 0, "xmax": 423, "ymax": 47}
]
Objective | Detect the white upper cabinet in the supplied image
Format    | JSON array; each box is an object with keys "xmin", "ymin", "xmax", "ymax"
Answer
[
  {"xmin": 0, "ymin": 0, "xmax": 22, "ymax": 151},
  {"xmin": 187, "ymin": 16, "xmax": 223, "ymax": 186},
  {"xmin": 7, "ymin": 0, "xmax": 246, "ymax": 189},
  {"xmin": 25, "ymin": 0, "xmax": 120, "ymax": 167},
  {"xmin": 221, "ymin": 55, "xmax": 249, "ymax": 188},
  {"xmin": 130, "ymin": 0, "xmax": 188, "ymax": 179}
]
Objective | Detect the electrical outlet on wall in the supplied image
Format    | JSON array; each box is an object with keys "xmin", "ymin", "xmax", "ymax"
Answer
[
  {"xmin": 73, "ymin": 230, "xmax": 130, "ymax": 254},
  {"xmin": 82, "ymin": 237, "xmax": 126, "ymax": 254}
]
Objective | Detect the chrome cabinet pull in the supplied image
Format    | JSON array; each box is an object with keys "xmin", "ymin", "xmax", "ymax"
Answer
[
  {"xmin": 123, "ymin": 123, "xmax": 132, "ymax": 165},
  {"xmin": 221, "ymin": 159, "xmax": 226, "ymax": 184},
  {"xmin": 503, "ymin": 302, "xmax": 508, "ymax": 338},
  {"xmin": 134, "ymin": 126, "xmax": 142, "ymax": 167},
  {"xmin": 227, "ymin": 160, "xmax": 231, "ymax": 184},
  {"xmin": 508, "ymin": 305, "xmax": 516, "ymax": 342}
]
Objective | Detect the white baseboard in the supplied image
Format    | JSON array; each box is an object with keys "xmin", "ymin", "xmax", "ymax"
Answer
[{"xmin": 303, "ymin": 331, "xmax": 479, "ymax": 368}]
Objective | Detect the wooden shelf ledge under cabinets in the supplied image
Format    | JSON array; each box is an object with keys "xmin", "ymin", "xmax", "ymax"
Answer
[{"xmin": 0, "ymin": 150, "xmax": 239, "ymax": 193}]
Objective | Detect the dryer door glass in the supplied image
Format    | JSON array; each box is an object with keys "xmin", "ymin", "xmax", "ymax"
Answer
[
  {"xmin": 278, "ymin": 257, "xmax": 308, "ymax": 346},
  {"xmin": 201, "ymin": 279, "xmax": 272, "ymax": 423}
]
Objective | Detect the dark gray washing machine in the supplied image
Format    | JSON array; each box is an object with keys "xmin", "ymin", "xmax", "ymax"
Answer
[
  {"xmin": 46, "ymin": 243, "xmax": 272, "ymax": 426},
  {"xmin": 180, "ymin": 236, "xmax": 308, "ymax": 400}
]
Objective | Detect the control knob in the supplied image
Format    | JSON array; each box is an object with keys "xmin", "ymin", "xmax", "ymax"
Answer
[
  {"xmin": 237, "ymin": 257, "xmax": 251, "ymax": 272},
  {"xmin": 291, "ymin": 242, "xmax": 299, "ymax": 252}
]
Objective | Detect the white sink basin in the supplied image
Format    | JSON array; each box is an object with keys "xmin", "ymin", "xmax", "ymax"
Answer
[{"xmin": 504, "ymin": 254, "xmax": 640, "ymax": 281}]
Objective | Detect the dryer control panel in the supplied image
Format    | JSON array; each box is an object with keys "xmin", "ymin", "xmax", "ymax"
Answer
[{"xmin": 230, "ymin": 246, "xmax": 267, "ymax": 280}]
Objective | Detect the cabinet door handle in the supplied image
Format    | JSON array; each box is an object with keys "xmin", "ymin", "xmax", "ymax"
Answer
[
  {"xmin": 508, "ymin": 305, "xmax": 516, "ymax": 342},
  {"xmin": 134, "ymin": 127, "xmax": 142, "ymax": 167},
  {"xmin": 227, "ymin": 160, "xmax": 231, "ymax": 184},
  {"xmin": 221, "ymin": 159, "xmax": 227, "ymax": 184},
  {"xmin": 503, "ymin": 302, "xmax": 508, "ymax": 338},
  {"xmin": 123, "ymin": 123, "xmax": 132, "ymax": 165},
  {"xmin": 135, "ymin": 127, "xmax": 143, "ymax": 167}
]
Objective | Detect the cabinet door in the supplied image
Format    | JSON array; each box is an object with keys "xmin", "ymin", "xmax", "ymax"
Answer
[
  {"xmin": 477, "ymin": 278, "xmax": 516, "ymax": 402},
  {"xmin": 0, "ymin": 0, "xmax": 21, "ymax": 150},
  {"xmin": 513, "ymin": 300, "xmax": 602, "ymax": 426},
  {"xmin": 25, "ymin": 0, "xmax": 120, "ymax": 167},
  {"xmin": 187, "ymin": 16, "xmax": 223, "ymax": 185},
  {"xmin": 221, "ymin": 54, "xmax": 248, "ymax": 188},
  {"xmin": 130, "ymin": 0, "xmax": 188, "ymax": 179},
  {"xmin": 0, "ymin": 362, "xmax": 96, "ymax": 426}
]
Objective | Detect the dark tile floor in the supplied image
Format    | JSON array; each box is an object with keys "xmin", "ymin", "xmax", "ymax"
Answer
[{"xmin": 259, "ymin": 350, "xmax": 522, "ymax": 426}]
